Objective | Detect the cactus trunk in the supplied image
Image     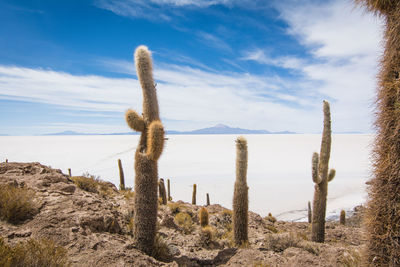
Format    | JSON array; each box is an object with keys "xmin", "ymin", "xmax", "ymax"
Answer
[
  {"xmin": 167, "ymin": 179, "xmax": 171, "ymax": 201},
  {"xmin": 68, "ymin": 168, "xmax": 71, "ymax": 177},
  {"xmin": 206, "ymin": 193, "xmax": 210, "ymax": 206},
  {"xmin": 311, "ymin": 101, "xmax": 335, "ymax": 243},
  {"xmin": 125, "ymin": 46, "xmax": 165, "ymax": 256},
  {"xmin": 354, "ymin": 2, "xmax": 400, "ymax": 264},
  {"xmin": 340, "ymin": 210, "xmax": 345, "ymax": 225},
  {"xmin": 308, "ymin": 201, "xmax": 312, "ymax": 224},
  {"xmin": 158, "ymin": 178, "xmax": 167, "ymax": 205},
  {"xmin": 233, "ymin": 136, "xmax": 248, "ymax": 246},
  {"xmin": 192, "ymin": 184, "xmax": 196, "ymax": 205},
  {"xmin": 118, "ymin": 159, "xmax": 125, "ymax": 190}
]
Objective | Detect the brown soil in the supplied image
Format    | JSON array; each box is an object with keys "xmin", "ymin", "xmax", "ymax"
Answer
[{"xmin": 0, "ymin": 162, "xmax": 364, "ymax": 266}]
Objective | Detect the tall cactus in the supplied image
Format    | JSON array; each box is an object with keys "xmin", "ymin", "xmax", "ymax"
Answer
[
  {"xmin": 167, "ymin": 178, "xmax": 171, "ymax": 201},
  {"xmin": 308, "ymin": 201, "xmax": 312, "ymax": 224},
  {"xmin": 192, "ymin": 184, "xmax": 197, "ymax": 205},
  {"xmin": 159, "ymin": 178, "xmax": 167, "ymax": 205},
  {"xmin": 233, "ymin": 136, "xmax": 248, "ymax": 246},
  {"xmin": 311, "ymin": 100, "xmax": 335, "ymax": 243},
  {"xmin": 118, "ymin": 159, "xmax": 125, "ymax": 190},
  {"xmin": 355, "ymin": 1, "xmax": 400, "ymax": 265},
  {"xmin": 125, "ymin": 45, "xmax": 165, "ymax": 255}
]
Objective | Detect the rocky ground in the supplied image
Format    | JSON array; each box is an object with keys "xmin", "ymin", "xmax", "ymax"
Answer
[{"xmin": 0, "ymin": 162, "xmax": 364, "ymax": 266}]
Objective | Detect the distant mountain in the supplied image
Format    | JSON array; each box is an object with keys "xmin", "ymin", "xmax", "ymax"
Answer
[
  {"xmin": 181, "ymin": 124, "xmax": 272, "ymax": 134},
  {"xmin": 44, "ymin": 124, "xmax": 295, "ymax": 135}
]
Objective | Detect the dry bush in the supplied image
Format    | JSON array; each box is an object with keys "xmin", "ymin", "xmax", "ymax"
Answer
[
  {"xmin": 265, "ymin": 213, "xmax": 277, "ymax": 223},
  {"xmin": 265, "ymin": 224, "xmax": 278, "ymax": 233},
  {"xmin": 72, "ymin": 173, "xmax": 115, "ymax": 197},
  {"xmin": 199, "ymin": 226, "xmax": 215, "ymax": 247},
  {"xmin": 264, "ymin": 233, "xmax": 320, "ymax": 255},
  {"xmin": 167, "ymin": 202, "xmax": 181, "ymax": 214},
  {"xmin": 341, "ymin": 248, "xmax": 361, "ymax": 267},
  {"xmin": 152, "ymin": 234, "xmax": 171, "ymax": 262},
  {"xmin": 0, "ymin": 184, "xmax": 37, "ymax": 224},
  {"xmin": 264, "ymin": 233, "xmax": 301, "ymax": 252},
  {"xmin": 120, "ymin": 188, "xmax": 135, "ymax": 199},
  {"xmin": 174, "ymin": 212, "xmax": 193, "ymax": 234},
  {"xmin": 0, "ymin": 237, "xmax": 69, "ymax": 267}
]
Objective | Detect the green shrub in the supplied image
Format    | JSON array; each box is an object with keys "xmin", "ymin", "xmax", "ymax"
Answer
[
  {"xmin": 0, "ymin": 238, "xmax": 69, "ymax": 267},
  {"xmin": 0, "ymin": 184, "xmax": 37, "ymax": 224}
]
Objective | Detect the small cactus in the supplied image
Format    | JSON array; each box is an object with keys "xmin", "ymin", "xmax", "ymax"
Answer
[
  {"xmin": 192, "ymin": 184, "xmax": 197, "ymax": 205},
  {"xmin": 5, "ymin": 159, "xmax": 8, "ymax": 163},
  {"xmin": 206, "ymin": 193, "xmax": 210, "ymax": 206},
  {"xmin": 125, "ymin": 45, "xmax": 165, "ymax": 255},
  {"xmin": 68, "ymin": 168, "xmax": 71, "ymax": 177},
  {"xmin": 199, "ymin": 207, "xmax": 209, "ymax": 227},
  {"xmin": 158, "ymin": 178, "xmax": 167, "ymax": 205},
  {"xmin": 311, "ymin": 100, "xmax": 335, "ymax": 243},
  {"xmin": 340, "ymin": 210, "xmax": 345, "ymax": 225},
  {"xmin": 118, "ymin": 159, "xmax": 125, "ymax": 190},
  {"xmin": 167, "ymin": 179, "xmax": 171, "ymax": 201},
  {"xmin": 308, "ymin": 201, "xmax": 312, "ymax": 224},
  {"xmin": 233, "ymin": 136, "xmax": 248, "ymax": 246}
]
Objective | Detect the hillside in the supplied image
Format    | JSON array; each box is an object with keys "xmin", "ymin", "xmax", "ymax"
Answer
[{"xmin": 0, "ymin": 162, "xmax": 364, "ymax": 266}]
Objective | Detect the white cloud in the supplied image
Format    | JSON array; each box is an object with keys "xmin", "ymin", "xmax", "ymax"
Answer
[
  {"xmin": 0, "ymin": 63, "xmax": 324, "ymax": 134},
  {"xmin": 241, "ymin": 0, "xmax": 384, "ymax": 133}
]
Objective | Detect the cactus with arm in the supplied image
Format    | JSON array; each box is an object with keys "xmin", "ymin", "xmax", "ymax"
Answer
[
  {"xmin": 125, "ymin": 46, "xmax": 165, "ymax": 255},
  {"xmin": 311, "ymin": 101, "xmax": 335, "ymax": 243}
]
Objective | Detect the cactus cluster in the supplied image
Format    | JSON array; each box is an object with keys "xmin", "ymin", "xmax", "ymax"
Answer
[
  {"xmin": 125, "ymin": 45, "xmax": 165, "ymax": 255},
  {"xmin": 311, "ymin": 101, "xmax": 335, "ymax": 243},
  {"xmin": 233, "ymin": 136, "xmax": 248, "ymax": 246}
]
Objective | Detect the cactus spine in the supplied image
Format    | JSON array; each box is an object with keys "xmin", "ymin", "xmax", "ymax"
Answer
[
  {"xmin": 125, "ymin": 45, "xmax": 165, "ymax": 255},
  {"xmin": 355, "ymin": 1, "xmax": 400, "ymax": 265},
  {"xmin": 192, "ymin": 184, "xmax": 197, "ymax": 205},
  {"xmin": 233, "ymin": 136, "xmax": 248, "ymax": 246},
  {"xmin": 308, "ymin": 201, "xmax": 312, "ymax": 224},
  {"xmin": 206, "ymin": 193, "xmax": 210, "ymax": 206},
  {"xmin": 167, "ymin": 178, "xmax": 171, "ymax": 201},
  {"xmin": 199, "ymin": 207, "xmax": 209, "ymax": 227},
  {"xmin": 311, "ymin": 101, "xmax": 335, "ymax": 243},
  {"xmin": 158, "ymin": 178, "xmax": 167, "ymax": 205},
  {"xmin": 340, "ymin": 210, "xmax": 345, "ymax": 225},
  {"xmin": 118, "ymin": 159, "xmax": 125, "ymax": 190}
]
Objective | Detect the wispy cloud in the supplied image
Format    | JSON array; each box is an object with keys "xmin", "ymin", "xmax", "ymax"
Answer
[
  {"xmin": 0, "ymin": 61, "xmax": 324, "ymax": 134},
  {"xmin": 196, "ymin": 32, "xmax": 232, "ymax": 52},
  {"xmin": 241, "ymin": 0, "xmax": 384, "ymax": 133}
]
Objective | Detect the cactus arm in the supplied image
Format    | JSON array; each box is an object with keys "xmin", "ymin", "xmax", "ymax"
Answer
[
  {"xmin": 146, "ymin": 121, "xmax": 165, "ymax": 161},
  {"xmin": 125, "ymin": 109, "xmax": 145, "ymax": 132},
  {"xmin": 328, "ymin": 168, "xmax": 336, "ymax": 182},
  {"xmin": 312, "ymin": 152, "xmax": 322, "ymax": 184},
  {"xmin": 135, "ymin": 45, "xmax": 159, "ymax": 122}
]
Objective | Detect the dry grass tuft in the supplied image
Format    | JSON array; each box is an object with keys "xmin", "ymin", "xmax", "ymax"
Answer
[
  {"xmin": 151, "ymin": 234, "xmax": 171, "ymax": 262},
  {"xmin": 71, "ymin": 173, "xmax": 116, "ymax": 197},
  {"xmin": 199, "ymin": 226, "xmax": 215, "ymax": 247},
  {"xmin": 174, "ymin": 212, "xmax": 193, "ymax": 234},
  {"xmin": 0, "ymin": 237, "xmax": 70, "ymax": 267},
  {"xmin": 0, "ymin": 184, "xmax": 37, "ymax": 224},
  {"xmin": 167, "ymin": 202, "xmax": 181, "ymax": 214}
]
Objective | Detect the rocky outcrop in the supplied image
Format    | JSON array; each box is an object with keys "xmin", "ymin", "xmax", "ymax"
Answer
[{"xmin": 0, "ymin": 162, "xmax": 364, "ymax": 266}]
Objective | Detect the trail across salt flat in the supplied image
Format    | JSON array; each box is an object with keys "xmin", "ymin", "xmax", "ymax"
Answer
[{"xmin": 0, "ymin": 134, "xmax": 373, "ymax": 220}]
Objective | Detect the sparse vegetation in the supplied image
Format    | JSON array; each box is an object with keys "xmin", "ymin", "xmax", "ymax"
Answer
[
  {"xmin": 71, "ymin": 173, "xmax": 116, "ymax": 197},
  {"xmin": 0, "ymin": 184, "xmax": 37, "ymax": 224},
  {"xmin": 167, "ymin": 202, "xmax": 182, "ymax": 214},
  {"xmin": 0, "ymin": 237, "xmax": 70, "ymax": 267},
  {"xmin": 199, "ymin": 226, "xmax": 215, "ymax": 247},
  {"xmin": 265, "ymin": 213, "xmax": 277, "ymax": 223},
  {"xmin": 151, "ymin": 234, "xmax": 171, "ymax": 262},
  {"xmin": 174, "ymin": 212, "xmax": 193, "ymax": 234}
]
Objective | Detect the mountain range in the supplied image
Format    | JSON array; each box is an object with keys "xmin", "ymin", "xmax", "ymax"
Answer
[{"xmin": 44, "ymin": 124, "xmax": 296, "ymax": 135}]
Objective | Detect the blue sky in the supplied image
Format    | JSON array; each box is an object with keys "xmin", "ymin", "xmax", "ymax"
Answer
[{"xmin": 0, "ymin": 0, "xmax": 383, "ymax": 135}]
